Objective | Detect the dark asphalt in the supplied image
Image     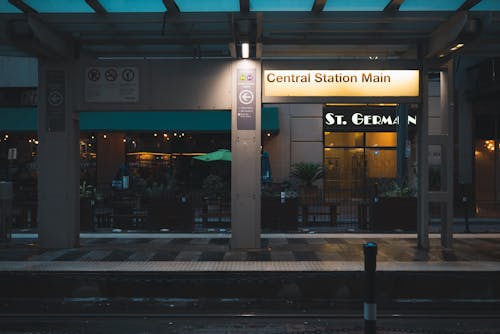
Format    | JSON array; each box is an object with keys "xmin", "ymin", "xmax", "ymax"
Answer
[{"xmin": 2, "ymin": 317, "xmax": 500, "ymax": 334}]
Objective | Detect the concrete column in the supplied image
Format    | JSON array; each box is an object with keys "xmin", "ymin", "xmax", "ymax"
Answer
[
  {"xmin": 231, "ymin": 60, "xmax": 261, "ymax": 249},
  {"xmin": 417, "ymin": 62, "xmax": 430, "ymax": 250},
  {"xmin": 440, "ymin": 64, "xmax": 454, "ymax": 249},
  {"xmin": 38, "ymin": 61, "xmax": 80, "ymax": 248}
]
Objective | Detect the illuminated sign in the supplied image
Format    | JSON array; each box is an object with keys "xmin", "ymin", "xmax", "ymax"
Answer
[
  {"xmin": 323, "ymin": 107, "xmax": 417, "ymax": 132},
  {"xmin": 263, "ymin": 70, "xmax": 419, "ymax": 97}
]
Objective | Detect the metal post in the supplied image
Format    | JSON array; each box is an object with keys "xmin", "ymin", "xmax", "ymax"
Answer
[
  {"xmin": 462, "ymin": 195, "xmax": 470, "ymax": 233},
  {"xmin": 0, "ymin": 181, "xmax": 13, "ymax": 242},
  {"xmin": 363, "ymin": 242, "xmax": 377, "ymax": 334}
]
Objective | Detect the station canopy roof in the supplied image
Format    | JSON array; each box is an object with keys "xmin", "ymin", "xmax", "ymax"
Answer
[{"xmin": 0, "ymin": 0, "xmax": 499, "ymax": 60}]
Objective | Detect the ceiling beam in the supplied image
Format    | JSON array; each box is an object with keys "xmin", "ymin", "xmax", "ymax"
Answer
[
  {"xmin": 458, "ymin": 0, "xmax": 482, "ymax": 11},
  {"xmin": 311, "ymin": 0, "xmax": 327, "ymax": 13},
  {"xmin": 162, "ymin": 0, "xmax": 180, "ymax": 14},
  {"xmin": 8, "ymin": 0, "xmax": 37, "ymax": 14},
  {"xmin": 384, "ymin": 0, "xmax": 405, "ymax": 13},
  {"xmin": 240, "ymin": 0, "xmax": 249, "ymax": 13},
  {"xmin": 426, "ymin": 11, "xmax": 468, "ymax": 58},
  {"xmin": 85, "ymin": 0, "xmax": 107, "ymax": 14}
]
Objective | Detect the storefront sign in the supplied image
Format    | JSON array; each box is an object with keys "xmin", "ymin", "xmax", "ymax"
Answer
[
  {"xmin": 84, "ymin": 66, "xmax": 139, "ymax": 103},
  {"xmin": 264, "ymin": 70, "xmax": 419, "ymax": 97},
  {"xmin": 236, "ymin": 68, "xmax": 256, "ymax": 130},
  {"xmin": 323, "ymin": 108, "xmax": 417, "ymax": 132}
]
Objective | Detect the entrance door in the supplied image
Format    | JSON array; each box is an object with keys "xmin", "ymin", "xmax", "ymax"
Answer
[{"xmin": 324, "ymin": 131, "xmax": 397, "ymax": 228}]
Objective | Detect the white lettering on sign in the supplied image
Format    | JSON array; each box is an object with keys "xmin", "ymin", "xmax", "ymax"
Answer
[
  {"xmin": 264, "ymin": 70, "xmax": 419, "ymax": 97},
  {"xmin": 325, "ymin": 112, "xmax": 417, "ymax": 127},
  {"xmin": 84, "ymin": 66, "xmax": 139, "ymax": 103}
]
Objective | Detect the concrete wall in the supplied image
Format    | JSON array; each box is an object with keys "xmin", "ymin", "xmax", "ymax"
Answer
[{"xmin": 264, "ymin": 104, "xmax": 323, "ymax": 184}]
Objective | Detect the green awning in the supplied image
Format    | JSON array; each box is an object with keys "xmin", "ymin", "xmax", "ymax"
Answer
[{"xmin": 0, "ymin": 108, "xmax": 279, "ymax": 132}]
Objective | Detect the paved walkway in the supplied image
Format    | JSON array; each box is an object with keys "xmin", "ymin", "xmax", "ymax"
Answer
[{"xmin": 1, "ymin": 233, "xmax": 499, "ymax": 272}]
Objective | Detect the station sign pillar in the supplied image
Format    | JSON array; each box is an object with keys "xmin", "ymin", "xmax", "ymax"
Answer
[
  {"xmin": 231, "ymin": 60, "xmax": 261, "ymax": 249},
  {"xmin": 38, "ymin": 61, "xmax": 80, "ymax": 248}
]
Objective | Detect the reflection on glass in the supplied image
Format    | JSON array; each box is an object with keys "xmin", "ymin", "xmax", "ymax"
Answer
[
  {"xmin": 365, "ymin": 149, "xmax": 396, "ymax": 178},
  {"xmin": 365, "ymin": 132, "xmax": 396, "ymax": 147},
  {"xmin": 324, "ymin": 148, "xmax": 364, "ymax": 190},
  {"xmin": 324, "ymin": 132, "xmax": 363, "ymax": 147}
]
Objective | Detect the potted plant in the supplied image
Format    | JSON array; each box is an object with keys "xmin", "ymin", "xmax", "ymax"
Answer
[
  {"xmin": 290, "ymin": 162, "xmax": 324, "ymax": 188},
  {"xmin": 372, "ymin": 181, "xmax": 417, "ymax": 231},
  {"xmin": 291, "ymin": 162, "xmax": 324, "ymax": 224}
]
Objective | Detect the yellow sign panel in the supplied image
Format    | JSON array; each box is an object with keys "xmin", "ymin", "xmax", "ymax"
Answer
[{"xmin": 263, "ymin": 70, "xmax": 419, "ymax": 97}]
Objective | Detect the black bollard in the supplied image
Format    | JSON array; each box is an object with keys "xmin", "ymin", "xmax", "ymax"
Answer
[
  {"xmin": 462, "ymin": 196, "xmax": 470, "ymax": 233},
  {"xmin": 363, "ymin": 242, "xmax": 377, "ymax": 334}
]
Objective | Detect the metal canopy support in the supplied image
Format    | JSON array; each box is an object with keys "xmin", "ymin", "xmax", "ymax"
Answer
[
  {"xmin": 384, "ymin": 0, "xmax": 405, "ymax": 13},
  {"xmin": 240, "ymin": 0, "xmax": 250, "ymax": 13},
  {"xmin": 458, "ymin": 0, "xmax": 482, "ymax": 11},
  {"xmin": 162, "ymin": 0, "xmax": 180, "ymax": 14},
  {"xmin": 417, "ymin": 49, "xmax": 430, "ymax": 250},
  {"xmin": 426, "ymin": 11, "xmax": 468, "ymax": 58},
  {"xmin": 8, "ymin": 0, "xmax": 37, "ymax": 14},
  {"xmin": 85, "ymin": 0, "xmax": 107, "ymax": 14},
  {"xmin": 312, "ymin": 0, "xmax": 327, "ymax": 13},
  {"xmin": 7, "ymin": 14, "xmax": 75, "ymax": 59}
]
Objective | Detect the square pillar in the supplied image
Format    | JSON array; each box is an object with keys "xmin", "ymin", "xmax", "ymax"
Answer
[
  {"xmin": 231, "ymin": 60, "xmax": 261, "ymax": 249},
  {"xmin": 38, "ymin": 61, "xmax": 80, "ymax": 248}
]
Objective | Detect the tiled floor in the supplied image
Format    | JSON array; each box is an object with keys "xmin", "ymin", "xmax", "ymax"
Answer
[{"xmin": 1, "ymin": 233, "xmax": 500, "ymax": 267}]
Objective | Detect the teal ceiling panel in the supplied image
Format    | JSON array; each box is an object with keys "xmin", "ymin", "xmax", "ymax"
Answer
[
  {"xmin": 23, "ymin": 0, "xmax": 94, "ymax": 13},
  {"xmin": 399, "ymin": 0, "xmax": 463, "ymax": 11},
  {"xmin": 0, "ymin": 1, "xmax": 22, "ymax": 13},
  {"xmin": 324, "ymin": 0, "xmax": 388, "ymax": 11},
  {"xmin": 176, "ymin": 0, "xmax": 239, "ymax": 12},
  {"xmin": 471, "ymin": 0, "xmax": 500, "ymax": 11},
  {"xmin": 99, "ymin": 0, "xmax": 165, "ymax": 12},
  {"xmin": 250, "ymin": 0, "xmax": 314, "ymax": 11}
]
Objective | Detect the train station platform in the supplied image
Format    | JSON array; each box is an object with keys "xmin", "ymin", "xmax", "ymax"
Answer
[
  {"xmin": 1, "ymin": 232, "xmax": 499, "ymax": 272},
  {"xmin": 0, "ymin": 232, "xmax": 499, "ymax": 321}
]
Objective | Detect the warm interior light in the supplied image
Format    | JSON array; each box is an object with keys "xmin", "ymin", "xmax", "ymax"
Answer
[{"xmin": 241, "ymin": 42, "xmax": 249, "ymax": 59}]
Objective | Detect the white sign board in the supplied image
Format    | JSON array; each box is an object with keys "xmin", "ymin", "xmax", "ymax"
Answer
[
  {"xmin": 264, "ymin": 70, "xmax": 419, "ymax": 97},
  {"xmin": 84, "ymin": 67, "xmax": 139, "ymax": 103}
]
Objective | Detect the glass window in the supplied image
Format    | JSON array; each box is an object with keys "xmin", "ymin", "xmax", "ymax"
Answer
[
  {"xmin": 399, "ymin": 0, "xmax": 463, "ymax": 11},
  {"xmin": 250, "ymin": 0, "xmax": 314, "ymax": 11},
  {"xmin": 324, "ymin": 147, "xmax": 365, "ymax": 189},
  {"xmin": 324, "ymin": 132, "xmax": 363, "ymax": 147},
  {"xmin": 365, "ymin": 132, "xmax": 396, "ymax": 147},
  {"xmin": 99, "ymin": 0, "xmax": 165, "ymax": 12},
  {"xmin": 176, "ymin": 0, "xmax": 239, "ymax": 12},
  {"xmin": 366, "ymin": 148, "xmax": 396, "ymax": 178},
  {"xmin": 324, "ymin": 0, "xmax": 387, "ymax": 11}
]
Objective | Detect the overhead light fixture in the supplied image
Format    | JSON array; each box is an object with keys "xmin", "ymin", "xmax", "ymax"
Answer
[
  {"xmin": 450, "ymin": 43, "xmax": 464, "ymax": 51},
  {"xmin": 241, "ymin": 42, "xmax": 249, "ymax": 59}
]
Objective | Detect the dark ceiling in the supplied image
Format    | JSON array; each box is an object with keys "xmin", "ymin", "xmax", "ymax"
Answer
[{"xmin": 0, "ymin": 0, "xmax": 499, "ymax": 60}]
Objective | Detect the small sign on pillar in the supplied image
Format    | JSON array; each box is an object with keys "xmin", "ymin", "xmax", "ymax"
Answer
[
  {"xmin": 236, "ymin": 68, "xmax": 256, "ymax": 130},
  {"xmin": 46, "ymin": 70, "xmax": 66, "ymax": 132}
]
